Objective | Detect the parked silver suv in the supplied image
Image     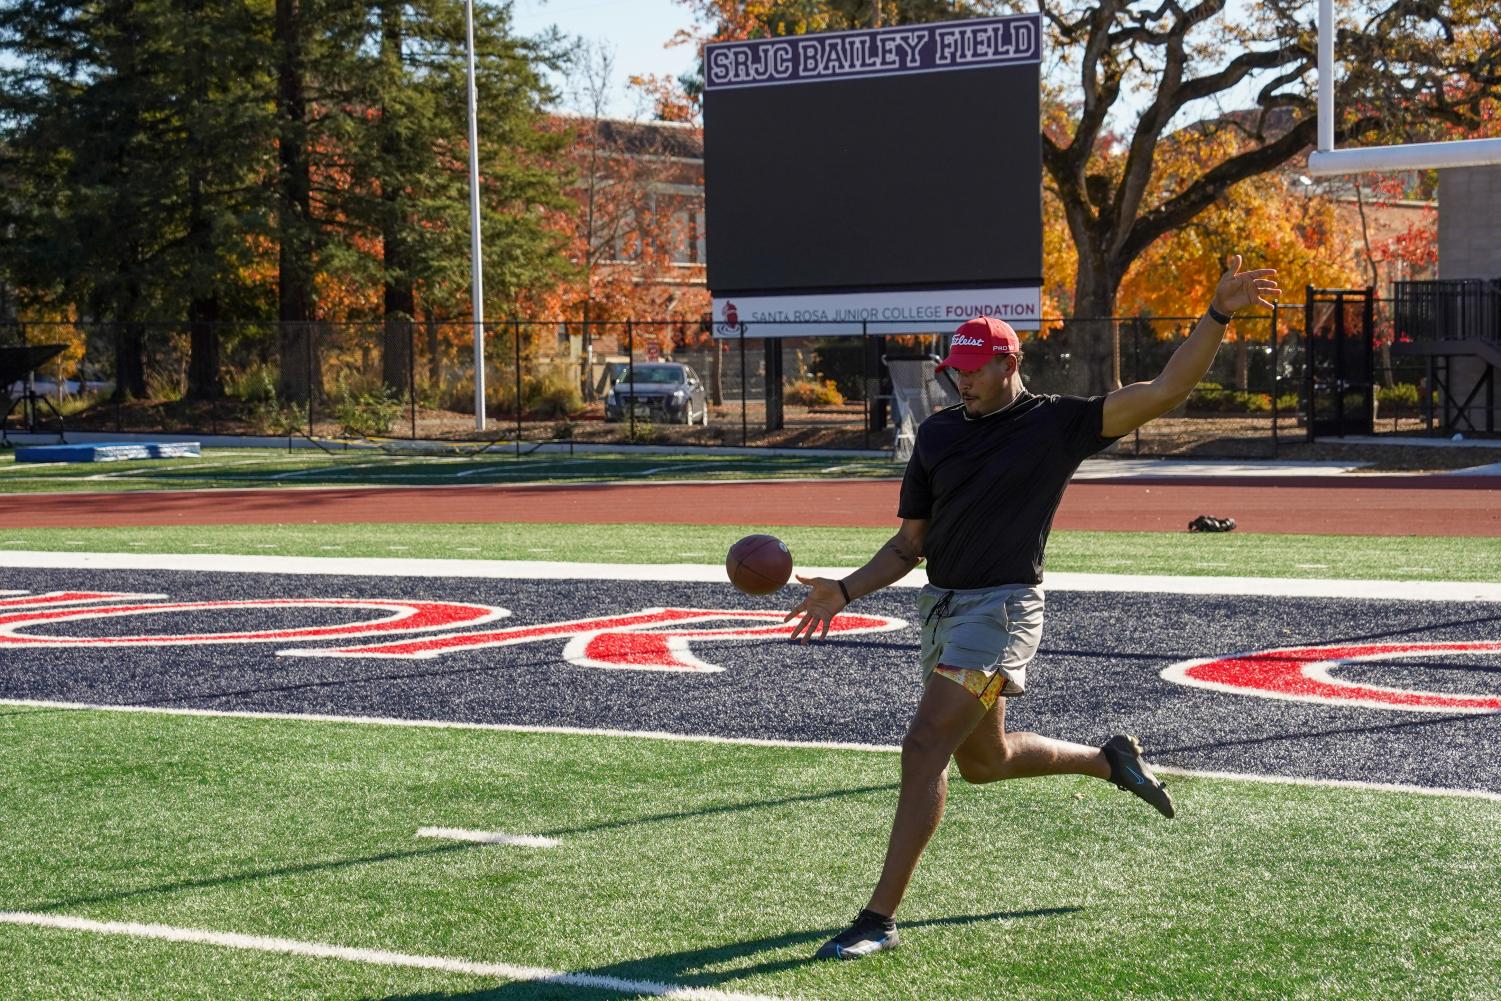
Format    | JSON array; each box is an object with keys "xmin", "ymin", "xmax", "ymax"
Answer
[{"xmin": 604, "ymin": 363, "xmax": 710, "ymax": 425}]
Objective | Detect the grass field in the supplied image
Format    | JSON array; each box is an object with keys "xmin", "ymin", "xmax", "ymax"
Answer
[
  {"xmin": 0, "ymin": 450, "xmax": 896, "ymax": 492},
  {"xmin": 3, "ymin": 706, "xmax": 1499, "ymax": 1001},
  {"xmin": 5, "ymin": 446, "xmax": 1499, "ymax": 999},
  {"xmin": 4, "ymin": 521, "xmax": 1500, "ymax": 582}
]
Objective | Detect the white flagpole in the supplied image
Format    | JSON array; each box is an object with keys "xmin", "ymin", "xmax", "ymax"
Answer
[{"xmin": 465, "ymin": 0, "xmax": 486, "ymax": 431}]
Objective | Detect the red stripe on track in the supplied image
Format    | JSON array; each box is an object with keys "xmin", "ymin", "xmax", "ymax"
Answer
[{"xmin": 2, "ymin": 478, "xmax": 1498, "ymax": 535}]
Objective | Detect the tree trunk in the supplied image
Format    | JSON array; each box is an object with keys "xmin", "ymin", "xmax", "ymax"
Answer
[
  {"xmin": 378, "ymin": 1, "xmax": 412, "ymax": 397},
  {"xmin": 275, "ymin": 0, "xmax": 317, "ymax": 404},
  {"xmin": 182, "ymin": 0, "xmax": 222, "ymax": 401},
  {"xmin": 382, "ymin": 301, "xmax": 413, "ymax": 398},
  {"xmin": 187, "ymin": 296, "xmax": 222, "ymax": 400},
  {"xmin": 111, "ymin": 325, "xmax": 147, "ymax": 402},
  {"xmin": 113, "ymin": 281, "xmax": 148, "ymax": 403},
  {"xmin": 424, "ymin": 310, "xmax": 441, "ymax": 390},
  {"xmin": 1064, "ymin": 254, "xmax": 1122, "ymax": 396}
]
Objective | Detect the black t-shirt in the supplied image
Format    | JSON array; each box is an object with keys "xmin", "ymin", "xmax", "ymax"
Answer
[{"xmin": 897, "ymin": 392, "xmax": 1119, "ymax": 589}]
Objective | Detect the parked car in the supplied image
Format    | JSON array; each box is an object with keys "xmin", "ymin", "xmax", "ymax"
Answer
[{"xmin": 604, "ymin": 363, "xmax": 709, "ymax": 425}]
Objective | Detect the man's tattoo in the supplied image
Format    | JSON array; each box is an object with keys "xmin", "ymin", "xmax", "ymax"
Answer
[{"xmin": 882, "ymin": 540, "xmax": 920, "ymax": 567}]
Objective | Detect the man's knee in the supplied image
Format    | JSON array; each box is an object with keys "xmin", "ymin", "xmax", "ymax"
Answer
[
  {"xmin": 901, "ymin": 711, "xmax": 967, "ymax": 767},
  {"xmin": 901, "ymin": 718, "xmax": 947, "ymax": 760},
  {"xmin": 954, "ymin": 737, "xmax": 1010, "ymax": 785}
]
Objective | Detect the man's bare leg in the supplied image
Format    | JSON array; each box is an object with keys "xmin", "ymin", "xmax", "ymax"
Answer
[
  {"xmin": 864, "ymin": 676, "xmax": 987, "ymax": 918},
  {"xmin": 952, "ymin": 697, "xmax": 1111, "ymax": 784},
  {"xmin": 954, "ymin": 694, "xmax": 1176, "ymax": 817}
]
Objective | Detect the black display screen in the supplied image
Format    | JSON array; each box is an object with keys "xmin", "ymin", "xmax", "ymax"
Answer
[{"xmin": 703, "ymin": 18, "xmax": 1041, "ymax": 300}]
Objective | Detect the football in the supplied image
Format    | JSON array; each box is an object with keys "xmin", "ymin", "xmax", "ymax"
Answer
[{"xmin": 725, "ymin": 534, "xmax": 794, "ymax": 595}]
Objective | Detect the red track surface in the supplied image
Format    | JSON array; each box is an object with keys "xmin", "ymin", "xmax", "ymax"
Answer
[{"xmin": 5, "ymin": 476, "xmax": 1499, "ymax": 535}]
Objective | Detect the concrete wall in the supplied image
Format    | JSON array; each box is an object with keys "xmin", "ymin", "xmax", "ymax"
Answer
[{"xmin": 1439, "ymin": 165, "xmax": 1501, "ymax": 279}]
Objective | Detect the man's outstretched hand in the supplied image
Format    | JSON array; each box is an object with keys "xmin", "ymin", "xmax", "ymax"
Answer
[
  {"xmin": 1211, "ymin": 254, "xmax": 1281, "ymax": 316},
  {"xmin": 783, "ymin": 574, "xmax": 848, "ymax": 643}
]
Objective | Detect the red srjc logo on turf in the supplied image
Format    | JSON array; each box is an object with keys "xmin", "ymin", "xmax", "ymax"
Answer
[
  {"xmin": 1162, "ymin": 641, "xmax": 1501, "ymax": 713},
  {"xmin": 0, "ymin": 591, "xmax": 907, "ymax": 672}
]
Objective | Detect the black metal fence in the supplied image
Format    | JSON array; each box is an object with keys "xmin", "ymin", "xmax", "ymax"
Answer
[
  {"xmin": 1395, "ymin": 278, "xmax": 1501, "ymax": 344},
  {"xmin": 0, "ymin": 303, "xmax": 1480, "ymax": 456}
]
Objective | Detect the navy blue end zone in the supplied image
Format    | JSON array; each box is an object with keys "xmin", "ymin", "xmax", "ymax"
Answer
[
  {"xmin": 3, "ymin": 567, "xmax": 1499, "ymax": 795},
  {"xmin": 15, "ymin": 441, "xmax": 201, "ymax": 463}
]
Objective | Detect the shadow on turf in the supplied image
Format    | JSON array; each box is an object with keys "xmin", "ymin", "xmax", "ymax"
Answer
[
  {"xmin": 0, "ymin": 651, "xmax": 608, "ymax": 720},
  {"xmin": 368, "ymin": 908, "xmax": 1083, "ymax": 1001},
  {"xmin": 21, "ymin": 782, "xmax": 897, "ymax": 914}
]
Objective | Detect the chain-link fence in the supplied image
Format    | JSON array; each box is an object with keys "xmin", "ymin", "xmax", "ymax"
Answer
[{"xmin": 0, "ymin": 305, "xmax": 1485, "ymax": 455}]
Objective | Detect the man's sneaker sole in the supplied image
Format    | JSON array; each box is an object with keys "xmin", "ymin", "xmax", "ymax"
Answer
[
  {"xmin": 1103, "ymin": 734, "xmax": 1176, "ymax": 818},
  {"xmin": 815, "ymin": 927, "xmax": 900, "ymax": 960}
]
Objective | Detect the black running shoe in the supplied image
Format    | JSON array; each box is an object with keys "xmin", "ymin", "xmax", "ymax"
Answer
[
  {"xmin": 815, "ymin": 909, "xmax": 900, "ymax": 960},
  {"xmin": 1102, "ymin": 734, "xmax": 1176, "ymax": 818}
]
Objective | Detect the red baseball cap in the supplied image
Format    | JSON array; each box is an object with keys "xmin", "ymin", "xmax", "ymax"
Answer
[{"xmin": 936, "ymin": 316, "xmax": 1021, "ymax": 373}]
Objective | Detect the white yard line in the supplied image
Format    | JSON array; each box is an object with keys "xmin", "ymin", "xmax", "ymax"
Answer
[
  {"xmin": 453, "ymin": 459, "xmax": 601, "ymax": 479},
  {"xmin": 78, "ymin": 457, "xmax": 271, "ymax": 481},
  {"xmin": 0, "ymin": 911, "xmax": 783, "ymax": 1001},
  {"xmin": 1, "ymin": 551, "xmax": 1498, "ymax": 602},
  {"xmin": 416, "ymin": 827, "xmax": 558, "ymax": 848},
  {"xmin": 270, "ymin": 459, "xmax": 439, "ymax": 480},
  {"xmin": 4, "ymin": 697, "xmax": 1499, "ymax": 804}
]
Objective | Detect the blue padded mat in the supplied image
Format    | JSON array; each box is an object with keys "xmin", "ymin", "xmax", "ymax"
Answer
[{"xmin": 14, "ymin": 442, "xmax": 201, "ymax": 463}]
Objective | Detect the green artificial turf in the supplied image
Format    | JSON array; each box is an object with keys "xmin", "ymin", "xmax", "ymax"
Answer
[
  {"xmin": 1, "ymin": 706, "xmax": 1498, "ymax": 1000},
  {"xmin": 0, "ymin": 449, "xmax": 897, "ymax": 493},
  {"xmin": 3, "ymin": 521, "xmax": 1499, "ymax": 582}
]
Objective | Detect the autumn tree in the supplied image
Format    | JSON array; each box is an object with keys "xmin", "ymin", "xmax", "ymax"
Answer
[
  {"xmin": 0, "ymin": 0, "xmax": 276, "ymax": 401},
  {"xmin": 1, "ymin": 0, "xmax": 572, "ymax": 408},
  {"xmin": 527, "ymin": 47, "xmax": 710, "ymax": 398},
  {"xmin": 337, "ymin": 0, "xmax": 573, "ymax": 397}
]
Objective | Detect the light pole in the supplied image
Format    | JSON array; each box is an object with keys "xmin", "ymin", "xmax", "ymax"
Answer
[{"xmin": 465, "ymin": 0, "xmax": 486, "ymax": 432}]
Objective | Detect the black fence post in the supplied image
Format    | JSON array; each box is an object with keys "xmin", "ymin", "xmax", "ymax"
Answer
[
  {"xmin": 738, "ymin": 323, "xmax": 747, "ymax": 447},
  {"xmin": 862, "ymin": 320, "xmax": 870, "ymax": 451},
  {"xmin": 1304, "ymin": 286, "xmax": 1315, "ymax": 443},
  {"xmin": 113, "ymin": 323, "xmax": 123, "ymax": 433},
  {"xmin": 1271, "ymin": 309, "xmax": 1280, "ymax": 458},
  {"xmin": 513, "ymin": 318, "xmax": 522, "ymax": 457},
  {"xmin": 1424, "ymin": 355, "xmax": 1435, "ymax": 434},
  {"xmin": 763, "ymin": 336, "xmax": 783, "ymax": 432},
  {"xmin": 1333, "ymin": 292, "xmax": 1346, "ymax": 435},
  {"xmin": 408, "ymin": 318, "xmax": 417, "ymax": 441},
  {"xmin": 305, "ymin": 322, "xmax": 314, "ymax": 438},
  {"xmin": 627, "ymin": 320, "xmax": 635, "ymax": 443},
  {"xmin": 1132, "ymin": 319, "xmax": 1141, "ymax": 457}
]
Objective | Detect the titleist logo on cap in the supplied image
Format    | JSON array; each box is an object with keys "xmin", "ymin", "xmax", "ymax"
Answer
[{"xmin": 950, "ymin": 333, "xmax": 998, "ymax": 349}]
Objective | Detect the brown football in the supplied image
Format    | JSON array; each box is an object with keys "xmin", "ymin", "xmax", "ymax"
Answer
[{"xmin": 725, "ymin": 534, "xmax": 794, "ymax": 595}]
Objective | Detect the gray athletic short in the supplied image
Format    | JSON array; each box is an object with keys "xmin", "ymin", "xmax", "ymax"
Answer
[{"xmin": 917, "ymin": 582, "xmax": 1045, "ymax": 700}]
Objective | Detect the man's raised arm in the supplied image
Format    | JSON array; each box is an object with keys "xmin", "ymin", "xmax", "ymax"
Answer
[
  {"xmin": 785, "ymin": 518, "xmax": 927, "ymax": 643},
  {"xmin": 1101, "ymin": 255, "xmax": 1281, "ymax": 439}
]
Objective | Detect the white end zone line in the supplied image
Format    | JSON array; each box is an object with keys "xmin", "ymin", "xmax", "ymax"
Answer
[
  {"xmin": 0, "ymin": 911, "xmax": 784, "ymax": 1001},
  {"xmin": 3, "ymin": 551, "xmax": 1501, "ymax": 602},
  {"xmin": 3, "ymin": 697, "xmax": 1499, "ymax": 804}
]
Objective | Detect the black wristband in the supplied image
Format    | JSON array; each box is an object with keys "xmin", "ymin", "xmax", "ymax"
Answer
[
  {"xmin": 837, "ymin": 579, "xmax": 852, "ymax": 605},
  {"xmin": 1206, "ymin": 302, "xmax": 1232, "ymax": 325}
]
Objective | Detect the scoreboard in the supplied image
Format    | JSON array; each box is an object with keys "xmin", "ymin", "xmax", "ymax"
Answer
[{"xmin": 703, "ymin": 15, "xmax": 1043, "ymax": 337}]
